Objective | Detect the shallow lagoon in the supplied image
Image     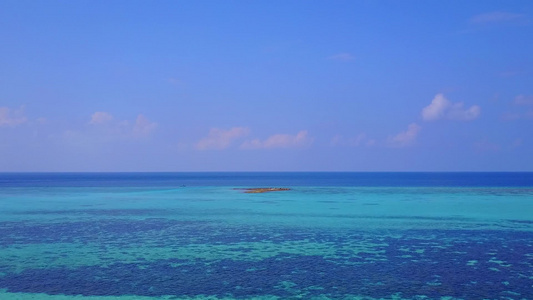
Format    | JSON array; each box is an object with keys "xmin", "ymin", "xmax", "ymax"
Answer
[{"xmin": 0, "ymin": 173, "xmax": 532, "ymax": 300}]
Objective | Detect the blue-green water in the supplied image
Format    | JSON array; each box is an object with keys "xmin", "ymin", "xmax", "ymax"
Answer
[{"xmin": 0, "ymin": 173, "xmax": 532, "ymax": 300}]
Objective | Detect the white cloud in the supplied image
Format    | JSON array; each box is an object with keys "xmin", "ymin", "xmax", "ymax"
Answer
[
  {"xmin": 89, "ymin": 112, "xmax": 113, "ymax": 125},
  {"xmin": 388, "ymin": 123, "xmax": 421, "ymax": 148},
  {"xmin": 196, "ymin": 127, "xmax": 250, "ymax": 150},
  {"xmin": 133, "ymin": 114, "xmax": 157, "ymax": 137},
  {"xmin": 470, "ymin": 11, "xmax": 526, "ymax": 25},
  {"xmin": 421, "ymin": 94, "xmax": 480, "ymax": 121},
  {"xmin": 0, "ymin": 106, "xmax": 27, "ymax": 127},
  {"xmin": 421, "ymin": 94, "xmax": 449, "ymax": 121},
  {"xmin": 446, "ymin": 102, "xmax": 481, "ymax": 121},
  {"xmin": 514, "ymin": 95, "xmax": 533, "ymax": 105},
  {"xmin": 327, "ymin": 53, "xmax": 355, "ymax": 61},
  {"xmin": 241, "ymin": 130, "xmax": 313, "ymax": 149}
]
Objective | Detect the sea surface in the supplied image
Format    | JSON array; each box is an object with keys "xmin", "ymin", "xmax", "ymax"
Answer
[{"xmin": 0, "ymin": 172, "xmax": 532, "ymax": 300}]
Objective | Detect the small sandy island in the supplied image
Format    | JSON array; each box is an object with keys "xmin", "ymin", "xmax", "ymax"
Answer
[{"xmin": 236, "ymin": 188, "xmax": 291, "ymax": 194}]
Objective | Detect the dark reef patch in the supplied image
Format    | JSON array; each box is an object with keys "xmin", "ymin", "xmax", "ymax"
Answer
[{"xmin": 0, "ymin": 221, "xmax": 532, "ymax": 299}]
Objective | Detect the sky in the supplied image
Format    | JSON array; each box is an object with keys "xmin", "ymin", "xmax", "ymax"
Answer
[{"xmin": 1, "ymin": 0, "xmax": 533, "ymax": 172}]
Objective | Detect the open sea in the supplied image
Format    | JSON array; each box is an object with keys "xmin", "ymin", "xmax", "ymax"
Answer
[{"xmin": 0, "ymin": 172, "xmax": 532, "ymax": 300}]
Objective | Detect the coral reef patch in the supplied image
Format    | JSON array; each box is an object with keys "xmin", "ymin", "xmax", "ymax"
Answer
[{"xmin": 236, "ymin": 188, "xmax": 291, "ymax": 193}]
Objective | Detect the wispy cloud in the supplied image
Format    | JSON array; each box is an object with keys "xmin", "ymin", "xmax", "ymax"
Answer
[
  {"xmin": 500, "ymin": 112, "xmax": 522, "ymax": 121},
  {"xmin": 86, "ymin": 111, "xmax": 157, "ymax": 138},
  {"xmin": 241, "ymin": 130, "xmax": 313, "ymax": 149},
  {"xmin": 501, "ymin": 95, "xmax": 533, "ymax": 121},
  {"xmin": 331, "ymin": 133, "xmax": 375, "ymax": 147},
  {"xmin": 421, "ymin": 94, "xmax": 480, "ymax": 121},
  {"xmin": 470, "ymin": 11, "xmax": 527, "ymax": 25},
  {"xmin": 167, "ymin": 77, "xmax": 183, "ymax": 87},
  {"xmin": 514, "ymin": 95, "xmax": 533, "ymax": 106},
  {"xmin": 446, "ymin": 102, "xmax": 482, "ymax": 121},
  {"xmin": 511, "ymin": 138, "xmax": 523, "ymax": 149},
  {"xmin": 36, "ymin": 117, "xmax": 47, "ymax": 124},
  {"xmin": 0, "ymin": 106, "xmax": 27, "ymax": 127},
  {"xmin": 327, "ymin": 53, "xmax": 355, "ymax": 62},
  {"xmin": 89, "ymin": 111, "xmax": 113, "ymax": 125},
  {"xmin": 133, "ymin": 114, "xmax": 157, "ymax": 137},
  {"xmin": 196, "ymin": 127, "xmax": 250, "ymax": 150},
  {"xmin": 499, "ymin": 70, "xmax": 525, "ymax": 78},
  {"xmin": 388, "ymin": 123, "xmax": 421, "ymax": 148},
  {"xmin": 473, "ymin": 139, "xmax": 501, "ymax": 153}
]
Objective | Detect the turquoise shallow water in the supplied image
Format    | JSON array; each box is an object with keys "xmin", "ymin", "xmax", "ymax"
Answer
[{"xmin": 0, "ymin": 173, "xmax": 532, "ymax": 300}]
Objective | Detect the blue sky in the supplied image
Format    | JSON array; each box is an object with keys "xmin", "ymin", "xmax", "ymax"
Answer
[{"xmin": 1, "ymin": 0, "xmax": 532, "ymax": 171}]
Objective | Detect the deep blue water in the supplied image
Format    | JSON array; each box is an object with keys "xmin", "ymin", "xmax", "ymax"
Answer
[
  {"xmin": 2, "ymin": 172, "xmax": 533, "ymax": 187},
  {"xmin": 0, "ymin": 173, "xmax": 532, "ymax": 300}
]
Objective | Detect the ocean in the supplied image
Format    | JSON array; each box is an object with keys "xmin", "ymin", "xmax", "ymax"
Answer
[{"xmin": 0, "ymin": 172, "xmax": 532, "ymax": 300}]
